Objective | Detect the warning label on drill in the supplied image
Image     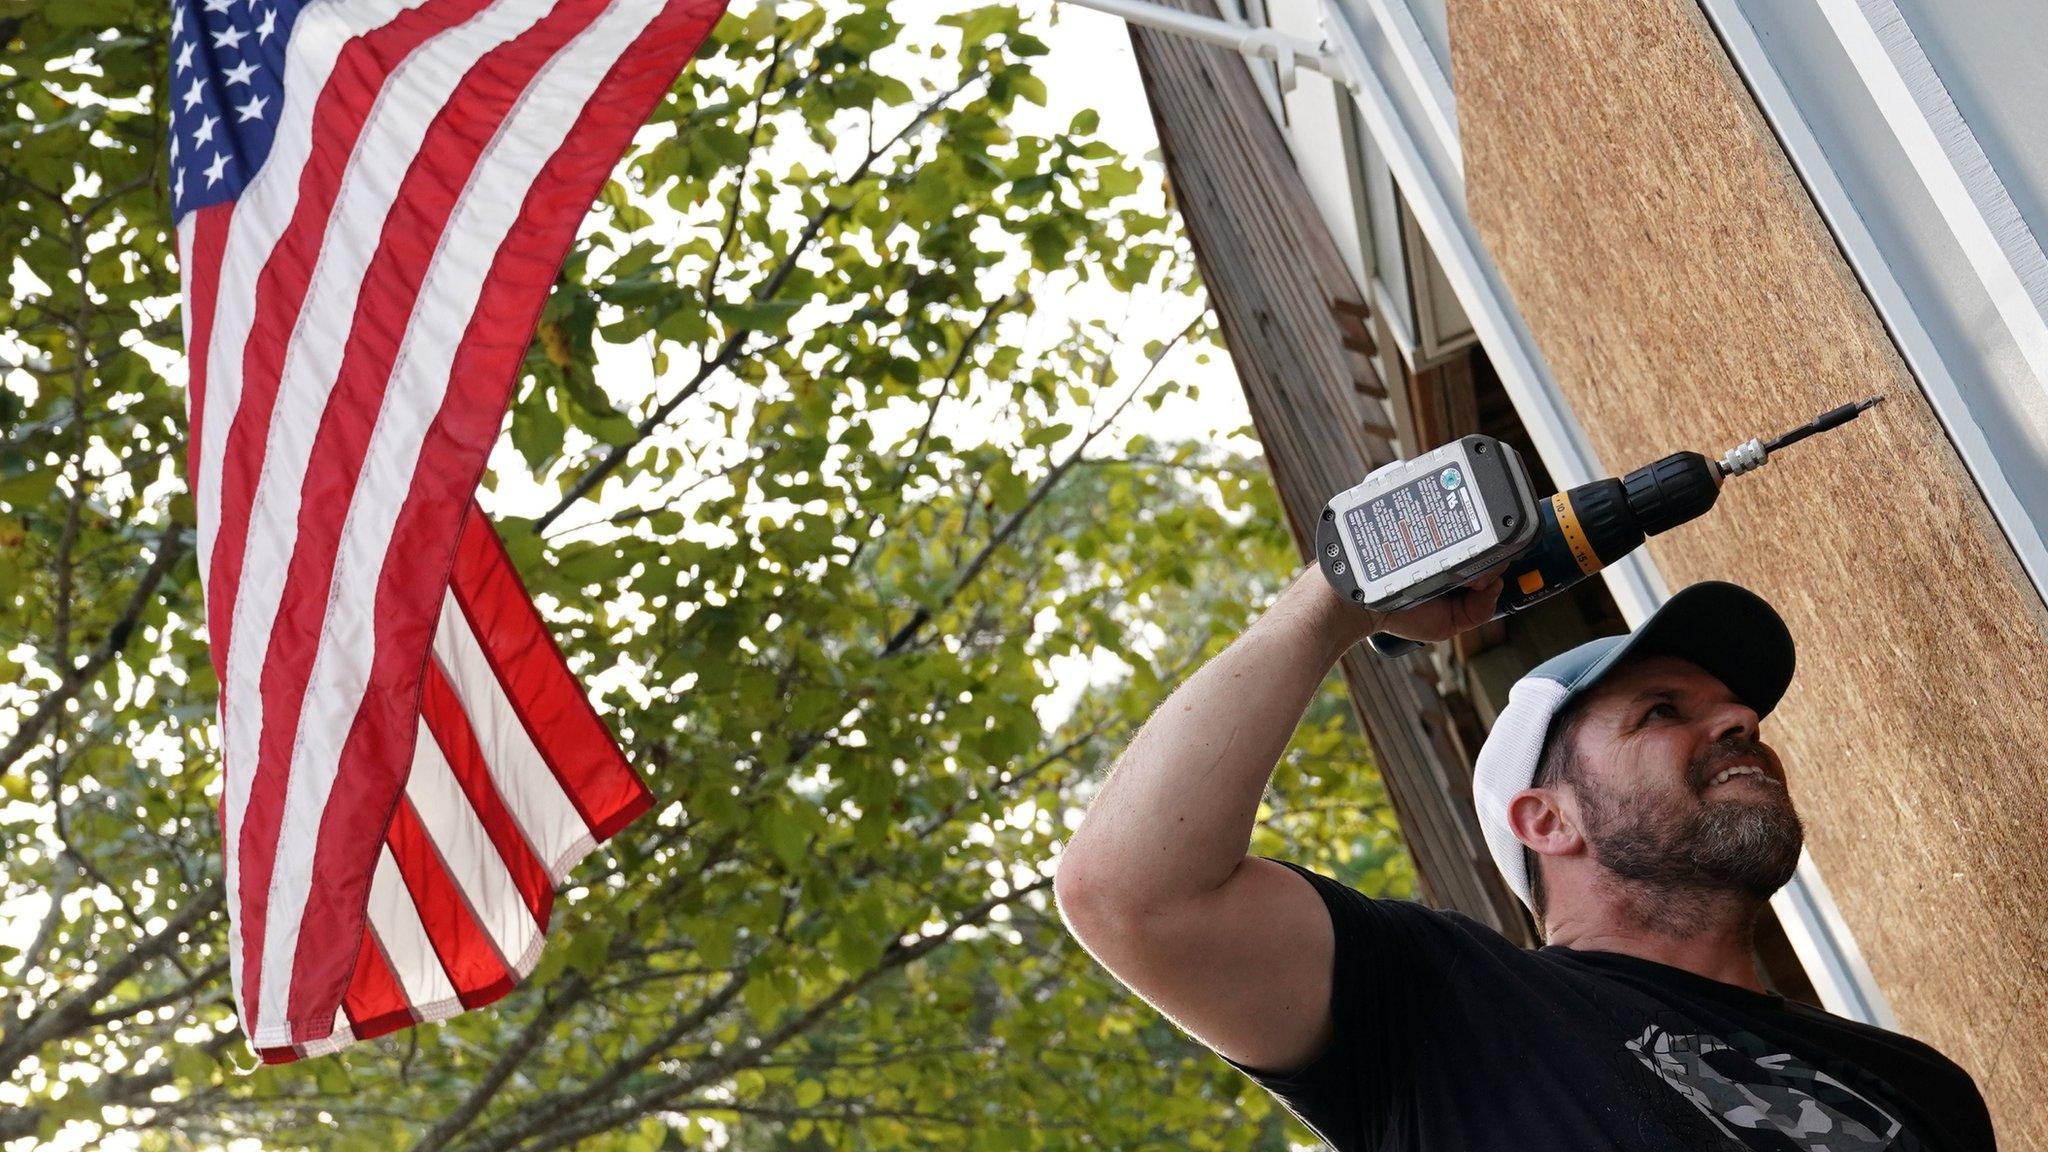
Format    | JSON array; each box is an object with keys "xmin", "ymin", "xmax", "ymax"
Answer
[{"xmin": 1344, "ymin": 465, "xmax": 1485, "ymax": 581}]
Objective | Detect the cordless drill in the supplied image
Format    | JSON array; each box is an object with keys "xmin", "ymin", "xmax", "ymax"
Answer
[{"xmin": 1313, "ymin": 398, "xmax": 1884, "ymax": 657}]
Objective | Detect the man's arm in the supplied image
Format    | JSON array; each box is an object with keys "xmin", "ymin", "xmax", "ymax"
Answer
[{"xmin": 1053, "ymin": 560, "xmax": 1501, "ymax": 1073}]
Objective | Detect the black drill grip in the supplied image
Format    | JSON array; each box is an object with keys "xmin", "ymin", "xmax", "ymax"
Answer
[{"xmin": 1621, "ymin": 450, "xmax": 1721, "ymax": 537}]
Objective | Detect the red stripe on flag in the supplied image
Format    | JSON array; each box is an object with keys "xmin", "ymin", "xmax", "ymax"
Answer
[
  {"xmin": 386, "ymin": 797, "xmax": 514, "ymax": 1011},
  {"xmin": 340, "ymin": 923, "xmax": 416, "ymax": 1042},
  {"xmin": 451, "ymin": 508, "xmax": 653, "ymax": 839},
  {"xmin": 181, "ymin": 205, "xmax": 232, "ymax": 867},
  {"xmin": 243, "ymin": 1, "xmax": 615, "ymax": 1044},
  {"xmin": 420, "ymin": 656, "xmax": 555, "ymax": 926},
  {"xmin": 222, "ymin": 0, "xmax": 499, "ymax": 1033},
  {"xmin": 279, "ymin": 2, "xmax": 718, "ymax": 1041},
  {"xmin": 181, "ymin": 204, "xmax": 232, "ymax": 519}
]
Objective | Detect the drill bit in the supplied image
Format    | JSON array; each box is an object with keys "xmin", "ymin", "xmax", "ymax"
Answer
[
  {"xmin": 1718, "ymin": 395, "xmax": 1884, "ymax": 478},
  {"xmin": 1763, "ymin": 395, "xmax": 1885, "ymax": 454}
]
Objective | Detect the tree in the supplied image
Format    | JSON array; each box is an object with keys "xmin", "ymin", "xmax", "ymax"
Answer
[{"xmin": 0, "ymin": 2, "xmax": 1416, "ymax": 1148}]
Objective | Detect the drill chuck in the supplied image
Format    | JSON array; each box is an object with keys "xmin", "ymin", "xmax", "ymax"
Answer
[{"xmin": 1622, "ymin": 450, "xmax": 1723, "ymax": 537}]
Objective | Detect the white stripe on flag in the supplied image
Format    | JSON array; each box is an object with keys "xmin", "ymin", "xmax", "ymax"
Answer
[
  {"xmin": 365, "ymin": 845, "xmax": 461, "ymax": 1013},
  {"xmin": 431, "ymin": 591, "xmax": 589, "ymax": 875},
  {"xmin": 406, "ymin": 716, "xmax": 542, "ymax": 969},
  {"xmin": 255, "ymin": 0, "xmax": 663, "ymax": 1040},
  {"xmin": 176, "ymin": 215, "xmax": 196, "ymax": 410}
]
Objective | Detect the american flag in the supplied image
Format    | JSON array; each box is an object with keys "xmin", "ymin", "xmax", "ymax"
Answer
[{"xmin": 171, "ymin": 0, "xmax": 729, "ymax": 1061}]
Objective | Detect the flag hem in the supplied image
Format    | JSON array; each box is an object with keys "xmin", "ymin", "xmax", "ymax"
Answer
[{"xmin": 254, "ymin": 823, "xmax": 614, "ymax": 1062}]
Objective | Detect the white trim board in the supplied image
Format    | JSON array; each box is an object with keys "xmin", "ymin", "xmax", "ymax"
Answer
[{"xmin": 1813, "ymin": 0, "xmax": 2048, "ymax": 393}]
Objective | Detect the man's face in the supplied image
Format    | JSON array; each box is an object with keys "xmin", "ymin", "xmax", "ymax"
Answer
[{"xmin": 1564, "ymin": 654, "xmax": 1804, "ymax": 900}]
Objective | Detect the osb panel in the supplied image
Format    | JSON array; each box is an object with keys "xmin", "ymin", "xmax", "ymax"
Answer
[{"xmin": 1447, "ymin": 0, "xmax": 2048, "ymax": 1140}]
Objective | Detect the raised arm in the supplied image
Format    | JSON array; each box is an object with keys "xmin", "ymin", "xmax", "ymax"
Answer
[{"xmin": 1053, "ymin": 560, "xmax": 1501, "ymax": 1073}]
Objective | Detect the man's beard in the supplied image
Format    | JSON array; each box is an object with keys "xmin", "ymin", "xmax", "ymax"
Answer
[{"xmin": 1580, "ymin": 740, "xmax": 1805, "ymax": 902}]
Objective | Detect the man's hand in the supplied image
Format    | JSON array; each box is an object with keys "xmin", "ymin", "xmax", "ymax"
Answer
[
  {"xmin": 1366, "ymin": 563, "xmax": 1510, "ymax": 645},
  {"xmin": 1291, "ymin": 560, "xmax": 1510, "ymax": 654},
  {"xmin": 1335, "ymin": 557, "xmax": 1515, "ymax": 647}
]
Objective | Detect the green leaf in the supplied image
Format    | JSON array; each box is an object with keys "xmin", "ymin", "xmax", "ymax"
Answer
[
  {"xmin": 44, "ymin": 0, "xmax": 127, "ymax": 26},
  {"xmin": 0, "ymin": 466, "xmax": 58, "ymax": 510},
  {"xmin": 567, "ymin": 925, "xmax": 612, "ymax": 977},
  {"xmin": 712, "ymin": 297, "xmax": 804, "ymax": 333},
  {"xmin": 760, "ymin": 804, "xmax": 808, "ymax": 872},
  {"xmin": 1011, "ymin": 73, "xmax": 1048, "ymax": 107},
  {"xmin": 1097, "ymin": 163, "xmax": 1142, "ymax": 198}
]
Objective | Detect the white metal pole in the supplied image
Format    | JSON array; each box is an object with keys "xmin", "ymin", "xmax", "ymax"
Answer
[{"xmin": 1053, "ymin": 0, "xmax": 1352, "ymax": 92}]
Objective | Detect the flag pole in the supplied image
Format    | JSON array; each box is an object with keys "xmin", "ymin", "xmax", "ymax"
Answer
[{"xmin": 1051, "ymin": 0, "xmax": 1355, "ymax": 93}]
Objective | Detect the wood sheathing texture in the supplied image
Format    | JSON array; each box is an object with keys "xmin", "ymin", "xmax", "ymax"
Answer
[
  {"xmin": 1128, "ymin": 0, "xmax": 1536, "ymax": 942},
  {"xmin": 1447, "ymin": 0, "xmax": 2048, "ymax": 1137}
]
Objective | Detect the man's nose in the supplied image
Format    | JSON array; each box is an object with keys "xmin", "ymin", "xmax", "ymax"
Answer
[{"xmin": 1709, "ymin": 699, "xmax": 1761, "ymax": 743}]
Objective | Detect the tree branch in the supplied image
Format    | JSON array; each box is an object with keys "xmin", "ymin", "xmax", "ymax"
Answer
[
  {"xmin": 672, "ymin": 1098, "xmax": 979, "ymax": 1127},
  {"xmin": 446, "ymin": 890, "xmax": 789, "ymax": 1152},
  {"xmin": 844, "ymin": 293, "xmax": 1026, "ymax": 577},
  {"xmin": 0, "ymin": 519, "xmax": 187, "ymax": 777},
  {"xmin": 489, "ymin": 877, "xmax": 1053, "ymax": 1152},
  {"xmin": 406, "ymin": 972, "xmax": 595, "ymax": 1152},
  {"xmin": 533, "ymin": 68, "xmax": 988, "ymax": 533},
  {"xmin": 696, "ymin": 35, "xmax": 783, "ymax": 304},
  {"xmin": 0, "ymin": 885, "xmax": 222, "ymax": 1078},
  {"xmin": 76, "ymin": 958, "xmax": 229, "ymax": 1030},
  {"xmin": 878, "ymin": 312, "xmax": 1202, "ymax": 657}
]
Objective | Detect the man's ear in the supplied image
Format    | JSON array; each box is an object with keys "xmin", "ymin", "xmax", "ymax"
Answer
[{"xmin": 1508, "ymin": 787, "xmax": 1582, "ymax": 861}]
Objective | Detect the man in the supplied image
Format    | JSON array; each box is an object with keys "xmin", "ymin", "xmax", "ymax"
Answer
[{"xmin": 1054, "ymin": 563, "xmax": 1995, "ymax": 1150}]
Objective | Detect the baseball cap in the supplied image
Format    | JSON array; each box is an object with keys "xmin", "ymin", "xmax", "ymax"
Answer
[{"xmin": 1472, "ymin": 580, "xmax": 1797, "ymax": 910}]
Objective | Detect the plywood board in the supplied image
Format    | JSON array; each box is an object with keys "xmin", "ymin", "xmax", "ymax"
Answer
[{"xmin": 1447, "ymin": 0, "xmax": 2048, "ymax": 1140}]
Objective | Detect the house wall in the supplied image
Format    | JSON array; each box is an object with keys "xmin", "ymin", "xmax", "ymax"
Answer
[{"xmin": 1445, "ymin": 0, "xmax": 2048, "ymax": 1141}]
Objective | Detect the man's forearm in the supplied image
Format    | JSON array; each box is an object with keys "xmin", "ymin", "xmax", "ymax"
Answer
[{"xmin": 1059, "ymin": 562, "xmax": 1381, "ymax": 915}]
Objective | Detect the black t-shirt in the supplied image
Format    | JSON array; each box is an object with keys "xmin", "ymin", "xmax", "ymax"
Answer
[{"xmin": 1224, "ymin": 859, "xmax": 1996, "ymax": 1151}]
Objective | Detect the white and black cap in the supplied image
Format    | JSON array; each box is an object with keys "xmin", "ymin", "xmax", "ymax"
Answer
[{"xmin": 1472, "ymin": 581, "xmax": 1797, "ymax": 910}]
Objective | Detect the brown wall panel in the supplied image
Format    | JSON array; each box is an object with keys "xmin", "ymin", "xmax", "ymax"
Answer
[
  {"xmin": 1446, "ymin": 0, "xmax": 2048, "ymax": 1139},
  {"xmin": 1129, "ymin": 0, "xmax": 1537, "ymax": 942}
]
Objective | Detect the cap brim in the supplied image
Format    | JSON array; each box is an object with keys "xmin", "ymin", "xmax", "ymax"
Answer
[{"xmin": 1556, "ymin": 581, "xmax": 1796, "ymax": 719}]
